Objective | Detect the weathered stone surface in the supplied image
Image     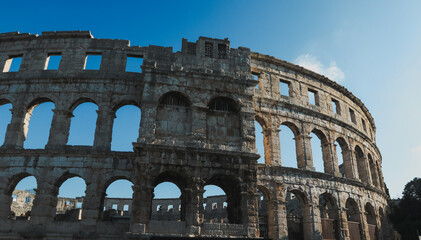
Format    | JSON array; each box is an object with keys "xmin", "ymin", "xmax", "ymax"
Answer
[{"xmin": 0, "ymin": 31, "xmax": 393, "ymax": 239}]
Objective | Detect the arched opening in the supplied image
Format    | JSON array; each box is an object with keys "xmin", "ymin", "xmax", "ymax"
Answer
[
  {"xmin": 365, "ymin": 203, "xmax": 378, "ymax": 240},
  {"xmin": 286, "ymin": 190, "xmax": 306, "ymax": 240},
  {"xmin": 279, "ymin": 123, "xmax": 298, "ymax": 168},
  {"xmin": 203, "ymin": 185, "xmax": 228, "ymax": 223},
  {"xmin": 319, "ymin": 193, "xmax": 339, "ymax": 239},
  {"xmin": 9, "ymin": 175, "xmax": 37, "ymax": 220},
  {"xmin": 310, "ymin": 131, "xmax": 324, "ymax": 173},
  {"xmin": 257, "ymin": 186, "xmax": 275, "ymax": 239},
  {"xmin": 151, "ymin": 182, "xmax": 182, "ymax": 222},
  {"xmin": 24, "ymin": 101, "xmax": 55, "ymax": 149},
  {"xmin": 206, "ymin": 175, "xmax": 242, "ymax": 224},
  {"xmin": 67, "ymin": 102, "xmax": 98, "ymax": 146},
  {"xmin": 336, "ymin": 137, "xmax": 352, "ymax": 178},
  {"xmin": 255, "ymin": 120, "xmax": 265, "ymax": 164},
  {"xmin": 55, "ymin": 176, "xmax": 86, "ymax": 221},
  {"xmin": 156, "ymin": 92, "xmax": 191, "ymax": 137},
  {"xmin": 0, "ymin": 102, "xmax": 12, "ymax": 146},
  {"xmin": 368, "ymin": 154, "xmax": 379, "ymax": 188},
  {"xmin": 346, "ymin": 198, "xmax": 362, "ymax": 240},
  {"xmin": 111, "ymin": 105, "xmax": 141, "ymax": 151},
  {"xmin": 355, "ymin": 146, "xmax": 368, "ymax": 183},
  {"xmin": 207, "ymin": 97, "xmax": 240, "ymax": 146},
  {"xmin": 102, "ymin": 179, "xmax": 133, "ymax": 222}
]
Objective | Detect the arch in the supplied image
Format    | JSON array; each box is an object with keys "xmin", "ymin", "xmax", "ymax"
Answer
[
  {"xmin": 203, "ymin": 184, "xmax": 228, "ymax": 223},
  {"xmin": 101, "ymin": 179, "xmax": 133, "ymax": 222},
  {"xmin": 345, "ymin": 198, "xmax": 360, "ymax": 222},
  {"xmin": 67, "ymin": 101, "xmax": 99, "ymax": 146},
  {"xmin": 111, "ymin": 104, "xmax": 141, "ymax": 151},
  {"xmin": 365, "ymin": 202, "xmax": 378, "ymax": 240},
  {"xmin": 310, "ymin": 129, "xmax": 327, "ymax": 173},
  {"xmin": 23, "ymin": 99, "xmax": 55, "ymax": 149},
  {"xmin": 368, "ymin": 154, "xmax": 379, "ymax": 187},
  {"xmin": 54, "ymin": 175, "xmax": 86, "ymax": 221},
  {"xmin": 286, "ymin": 189, "xmax": 307, "ymax": 240},
  {"xmin": 335, "ymin": 137, "xmax": 354, "ymax": 179},
  {"xmin": 156, "ymin": 91, "xmax": 191, "ymax": 137},
  {"xmin": 319, "ymin": 193, "xmax": 339, "ymax": 240},
  {"xmin": 355, "ymin": 145, "xmax": 369, "ymax": 183},
  {"xmin": 159, "ymin": 91, "xmax": 191, "ymax": 107},
  {"xmin": 257, "ymin": 186, "xmax": 275, "ymax": 239},
  {"xmin": 68, "ymin": 97, "xmax": 97, "ymax": 112},
  {"xmin": 112, "ymin": 99, "xmax": 140, "ymax": 112},
  {"xmin": 206, "ymin": 174, "xmax": 242, "ymax": 224},
  {"xmin": 0, "ymin": 101, "xmax": 12, "ymax": 146},
  {"xmin": 279, "ymin": 121, "xmax": 300, "ymax": 168},
  {"xmin": 9, "ymin": 174, "xmax": 38, "ymax": 220},
  {"xmin": 208, "ymin": 96, "xmax": 239, "ymax": 112},
  {"xmin": 152, "ymin": 181, "xmax": 182, "ymax": 222}
]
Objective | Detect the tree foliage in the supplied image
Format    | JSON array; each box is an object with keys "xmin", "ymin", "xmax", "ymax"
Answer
[{"xmin": 389, "ymin": 177, "xmax": 421, "ymax": 240}]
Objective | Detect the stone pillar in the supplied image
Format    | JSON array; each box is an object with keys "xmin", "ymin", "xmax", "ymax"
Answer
[
  {"xmin": 130, "ymin": 180, "xmax": 153, "ymax": 233},
  {"xmin": 137, "ymin": 102, "xmax": 157, "ymax": 143},
  {"xmin": 360, "ymin": 210, "xmax": 370, "ymax": 240},
  {"xmin": 269, "ymin": 128, "xmax": 281, "ymax": 166},
  {"xmin": 311, "ymin": 201, "xmax": 324, "ymax": 240},
  {"xmin": 338, "ymin": 207, "xmax": 350, "ymax": 240},
  {"xmin": 81, "ymin": 181, "xmax": 103, "ymax": 226},
  {"xmin": 295, "ymin": 134, "xmax": 315, "ymax": 171},
  {"xmin": 45, "ymin": 109, "xmax": 73, "ymax": 149},
  {"xmin": 0, "ymin": 179, "xmax": 11, "ymax": 220},
  {"xmin": 330, "ymin": 142, "xmax": 342, "ymax": 177},
  {"xmin": 241, "ymin": 190, "xmax": 259, "ymax": 238},
  {"xmin": 301, "ymin": 203, "xmax": 317, "ymax": 240},
  {"xmin": 31, "ymin": 180, "xmax": 57, "ymax": 225},
  {"xmin": 185, "ymin": 179, "xmax": 205, "ymax": 234},
  {"xmin": 190, "ymin": 105, "xmax": 206, "ymax": 142},
  {"xmin": 357, "ymin": 156, "xmax": 372, "ymax": 185},
  {"xmin": 343, "ymin": 149, "xmax": 358, "ymax": 179},
  {"xmin": 322, "ymin": 142, "xmax": 338, "ymax": 175},
  {"xmin": 93, "ymin": 105, "xmax": 115, "ymax": 151},
  {"xmin": 2, "ymin": 106, "xmax": 27, "ymax": 149},
  {"xmin": 274, "ymin": 199, "xmax": 289, "ymax": 240}
]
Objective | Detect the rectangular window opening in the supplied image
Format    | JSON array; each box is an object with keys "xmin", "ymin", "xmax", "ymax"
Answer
[
  {"xmin": 25, "ymin": 196, "xmax": 31, "ymax": 203},
  {"xmin": 349, "ymin": 108, "xmax": 356, "ymax": 124},
  {"xmin": 331, "ymin": 98, "xmax": 341, "ymax": 115},
  {"xmin": 65, "ymin": 200, "xmax": 70, "ymax": 206},
  {"xmin": 123, "ymin": 204, "xmax": 129, "ymax": 211},
  {"xmin": 218, "ymin": 43, "xmax": 227, "ymax": 59},
  {"xmin": 125, "ymin": 55, "xmax": 143, "ymax": 73},
  {"xmin": 76, "ymin": 202, "xmax": 82, "ymax": 209},
  {"xmin": 157, "ymin": 205, "xmax": 162, "ymax": 211},
  {"xmin": 3, "ymin": 55, "xmax": 23, "ymax": 72},
  {"xmin": 84, "ymin": 53, "xmax": 102, "ymax": 70},
  {"xmin": 252, "ymin": 72, "xmax": 259, "ymax": 89},
  {"xmin": 46, "ymin": 54, "xmax": 62, "ymax": 70},
  {"xmin": 280, "ymin": 80, "xmax": 290, "ymax": 97},
  {"xmin": 187, "ymin": 42, "xmax": 196, "ymax": 55},
  {"xmin": 362, "ymin": 119, "xmax": 367, "ymax": 132},
  {"xmin": 112, "ymin": 204, "xmax": 118, "ymax": 210},
  {"xmin": 212, "ymin": 202, "xmax": 218, "ymax": 209},
  {"xmin": 308, "ymin": 89, "xmax": 318, "ymax": 105},
  {"xmin": 205, "ymin": 42, "xmax": 213, "ymax": 57},
  {"xmin": 168, "ymin": 205, "xmax": 173, "ymax": 212},
  {"xmin": 12, "ymin": 195, "xmax": 17, "ymax": 201}
]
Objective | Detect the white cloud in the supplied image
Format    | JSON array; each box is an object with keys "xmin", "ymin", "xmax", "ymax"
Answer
[
  {"xmin": 411, "ymin": 144, "xmax": 421, "ymax": 153},
  {"xmin": 294, "ymin": 54, "xmax": 345, "ymax": 82}
]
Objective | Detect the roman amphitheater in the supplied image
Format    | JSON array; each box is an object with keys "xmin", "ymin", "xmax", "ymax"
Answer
[{"xmin": 0, "ymin": 31, "xmax": 394, "ymax": 240}]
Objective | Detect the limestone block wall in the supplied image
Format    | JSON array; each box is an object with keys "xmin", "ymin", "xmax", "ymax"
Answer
[{"xmin": 0, "ymin": 31, "xmax": 391, "ymax": 240}]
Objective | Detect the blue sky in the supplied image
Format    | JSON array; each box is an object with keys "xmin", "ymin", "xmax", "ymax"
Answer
[{"xmin": 1, "ymin": 0, "xmax": 421, "ymax": 199}]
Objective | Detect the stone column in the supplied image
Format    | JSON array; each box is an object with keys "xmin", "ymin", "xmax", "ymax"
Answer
[
  {"xmin": 362, "ymin": 156, "xmax": 373, "ymax": 185},
  {"xmin": 45, "ymin": 109, "xmax": 73, "ymax": 149},
  {"xmin": 274, "ymin": 199, "xmax": 289, "ymax": 240},
  {"xmin": 81, "ymin": 181, "xmax": 103, "ymax": 226},
  {"xmin": 93, "ymin": 105, "xmax": 115, "ymax": 151},
  {"xmin": 137, "ymin": 102, "xmax": 157, "ymax": 143},
  {"xmin": 2, "ymin": 106, "xmax": 27, "ymax": 149},
  {"xmin": 269, "ymin": 128, "xmax": 281, "ymax": 166},
  {"xmin": 185, "ymin": 179, "xmax": 205, "ymax": 234},
  {"xmin": 338, "ymin": 207, "xmax": 350, "ymax": 240},
  {"xmin": 321, "ymin": 142, "xmax": 337, "ymax": 175},
  {"xmin": 241, "ymin": 190, "xmax": 259, "ymax": 238},
  {"xmin": 343, "ymin": 149, "xmax": 358, "ymax": 179},
  {"xmin": 0, "ymin": 179, "xmax": 12, "ymax": 220},
  {"xmin": 130, "ymin": 179, "xmax": 153, "ymax": 233},
  {"xmin": 301, "ymin": 203, "xmax": 317, "ymax": 240},
  {"xmin": 330, "ymin": 142, "xmax": 343, "ymax": 177},
  {"xmin": 31, "ymin": 179, "xmax": 57, "ymax": 225},
  {"xmin": 295, "ymin": 134, "xmax": 315, "ymax": 171},
  {"xmin": 360, "ymin": 210, "xmax": 370, "ymax": 240}
]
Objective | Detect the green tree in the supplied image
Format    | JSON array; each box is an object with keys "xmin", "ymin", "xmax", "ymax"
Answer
[{"xmin": 390, "ymin": 177, "xmax": 421, "ymax": 240}]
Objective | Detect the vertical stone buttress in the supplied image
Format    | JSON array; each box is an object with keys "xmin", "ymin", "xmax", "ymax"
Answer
[
  {"xmin": 2, "ymin": 103, "xmax": 27, "ymax": 149},
  {"xmin": 93, "ymin": 105, "xmax": 115, "ymax": 151},
  {"xmin": 295, "ymin": 134, "xmax": 315, "ymax": 170},
  {"xmin": 46, "ymin": 108, "xmax": 73, "ymax": 149}
]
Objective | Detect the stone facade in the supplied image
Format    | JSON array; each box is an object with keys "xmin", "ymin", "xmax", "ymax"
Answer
[{"xmin": 0, "ymin": 31, "xmax": 392, "ymax": 239}]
